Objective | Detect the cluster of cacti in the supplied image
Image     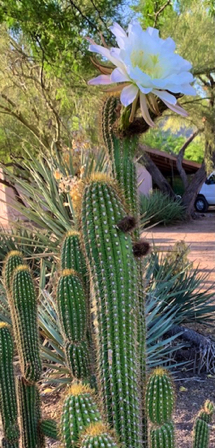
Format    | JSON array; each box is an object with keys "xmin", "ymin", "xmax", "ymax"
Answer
[
  {"xmin": 193, "ymin": 400, "xmax": 214, "ymax": 448},
  {"xmin": 0, "ymin": 94, "xmax": 214, "ymax": 448},
  {"xmin": 145, "ymin": 367, "xmax": 175, "ymax": 448}
]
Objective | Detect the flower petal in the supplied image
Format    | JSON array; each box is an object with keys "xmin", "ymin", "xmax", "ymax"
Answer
[
  {"xmin": 88, "ymin": 75, "xmax": 112, "ymax": 85},
  {"xmin": 89, "ymin": 44, "xmax": 120, "ymax": 66},
  {"xmin": 111, "ymin": 68, "xmax": 130, "ymax": 83},
  {"xmin": 162, "ymin": 100, "xmax": 188, "ymax": 117},
  {"xmin": 137, "ymin": 83, "xmax": 152, "ymax": 94},
  {"xmin": 180, "ymin": 84, "xmax": 196, "ymax": 96},
  {"xmin": 146, "ymin": 27, "xmax": 159, "ymax": 38},
  {"xmin": 140, "ymin": 92, "xmax": 155, "ymax": 127},
  {"xmin": 120, "ymin": 84, "xmax": 139, "ymax": 106},
  {"xmin": 109, "ymin": 22, "xmax": 127, "ymax": 38},
  {"xmin": 153, "ymin": 90, "xmax": 177, "ymax": 105}
]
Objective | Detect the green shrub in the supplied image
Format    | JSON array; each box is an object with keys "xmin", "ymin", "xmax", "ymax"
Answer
[{"xmin": 139, "ymin": 190, "xmax": 185, "ymax": 226}]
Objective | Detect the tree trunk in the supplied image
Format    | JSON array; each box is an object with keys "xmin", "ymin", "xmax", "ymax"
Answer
[
  {"xmin": 138, "ymin": 145, "xmax": 176, "ymax": 198},
  {"xmin": 181, "ymin": 162, "xmax": 206, "ymax": 216},
  {"xmin": 176, "ymin": 130, "xmax": 200, "ymax": 190}
]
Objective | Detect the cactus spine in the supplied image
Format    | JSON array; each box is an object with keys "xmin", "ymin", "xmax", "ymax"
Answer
[
  {"xmin": 0, "ymin": 323, "xmax": 19, "ymax": 444},
  {"xmin": 146, "ymin": 368, "xmax": 175, "ymax": 448},
  {"xmin": 40, "ymin": 419, "xmax": 59, "ymax": 440},
  {"xmin": 60, "ymin": 384, "xmax": 101, "ymax": 447},
  {"xmin": 11, "ymin": 265, "xmax": 42, "ymax": 383},
  {"xmin": 17, "ymin": 376, "xmax": 45, "ymax": 448},
  {"xmin": 193, "ymin": 400, "xmax": 214, "ymax": 448},
  {"xmin": 57, "ymin": 269, "xmax": 89, "ymax": 380},
  {"xmin": 80, "ymin": 423, "xmax": 119, "ymax": 448},
  {"xmin": 81, "ymin": 175, "xmax": 141, "ymax": 447}
]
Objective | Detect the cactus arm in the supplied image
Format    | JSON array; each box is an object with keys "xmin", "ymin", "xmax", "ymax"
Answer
[
  {"xmin": 193, "ymin": 400, "xmax": 214, "ymax": 448},
  {"xmin": 2, "ymin": 251, "xmax": 24, "ymax": 294},
  {"xmin": 0, "ymin": 323, "xmax": 19, "ymax": 444},
  {"xmin": 17, "ymin": 377, "xmax": 45, "ymax": 448},
  {"xmin": 11, "ymin": 266, "xmax": 42, "ymax": 383},
  {"xmin": 60, "ymin": 385, "xmax": 102, "ymax": 447}
]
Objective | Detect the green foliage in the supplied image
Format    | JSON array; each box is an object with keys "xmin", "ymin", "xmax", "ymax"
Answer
[
  {"xmin": 139, "ymin": 191, "xmax": 184, "ymax": 226},
  {"xmin": 0, "ymin": 323, "xmax": 19, "ymax": 444},
  {"xmin": 141, "ymin": 129, "xmax": 204, "ymax": 163}
]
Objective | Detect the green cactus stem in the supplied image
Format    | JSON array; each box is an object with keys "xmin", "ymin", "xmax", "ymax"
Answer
[
  {"xmin": 40, "ymin": 419, "xmax": 59, "ymax": 440},
  {"xmin": 17, "ymin": 377, "xmax": 44, "ymax": 448},
  {"xmin": 3, "ymin": 251, "xmax": 23, "ymax": 294},
  {"xmin": 80, "ymin": 423, "xmax": 119, "ymax": 448},
  {"xmin": 101, "ymin": 96, "xmax": 138, "ymax": 216},
  {"xmin": 60, "ymin": 384, "xmax": 101, "ymax": 447},
  {"xmin": 150, "ymin": 422, "xmax": 175, "ymax": 448},
  {"xmin": 81, "ymin": 174, "xmax": 141, "ymax": 448},
  {"xmin": 11, "ymin": 265, "xmax": 42, "ymax": 383},
  {"xmin": 0, "ymin": 323, "xmax": 19, "ymax": 444},
  {"xmin": 57, "ymin": 269, "xmax": 87, "ymax": 343},
  {"xmin": 60, "ymin": 230, "xmax": 88, "ymax": 289},
  {"xmin": 65, "ymin": 340, "xmax": 89, "ymax": 379},
  {"xmin": 193, "ymin": 400, "xmax": 214, "ymax": 448},
  {"xmin": 145, "ymin": 367, "xmax": 175, "ymax": 426}
]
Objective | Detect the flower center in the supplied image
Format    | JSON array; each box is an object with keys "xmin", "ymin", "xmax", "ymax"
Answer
[{"xmin": 130, "ymin": 50, "xmax": 162, "ymax": 78}]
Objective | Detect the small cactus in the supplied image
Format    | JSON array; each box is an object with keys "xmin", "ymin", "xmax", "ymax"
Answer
[
  {"xmin": 60, "ymin": 384, "xmax": 101, "ymax": 447},
  {"xmin": 0, "ymin": 323, "xmax": 19, "ymax": 444},
  {"xmin": 150, "ymin": 422, "xmax": 175, "ymax": 448},
  {"xmin": 41, "ymin": 419, "xmax": 59, "ymax": 440},
  {"xmin": 145, "ymin": 367, "xmax": 175, "ymax": 425},
  {"xmin": 11, "ymin": 265, "xmax": 42, "ymax": 383},
  {"xmin": 17, "ymin": 376, "xmax": 44, "ymax": 448},
  {"xmin": 193, "ymin": 400, "xmax": 214, "ymax": 448},
  {"xmin": 146, "ymin": 368, "xmax": 175, "ymax": 448},
  {"xmin": 80, "ymin": 422, "xmax": 119, "ymax": 448}
]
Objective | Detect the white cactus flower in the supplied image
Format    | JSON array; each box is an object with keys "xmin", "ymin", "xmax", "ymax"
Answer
[{"xmin": 88, "ymin": 21, "xmax": 196, "ymax": 126}]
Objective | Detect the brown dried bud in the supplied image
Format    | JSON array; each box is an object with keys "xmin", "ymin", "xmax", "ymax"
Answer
[
  {"xmin": 116, "ymin": 216, "xmax": 136, "ymax": 233},
  {"xmin": 133, "ymin": 239, "xmax": 150, "ymax": 258}
]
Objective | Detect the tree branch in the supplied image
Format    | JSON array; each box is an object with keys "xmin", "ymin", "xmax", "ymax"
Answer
[
  {"xmin": 153, "ymin": 0, "xmax": 172, "ymax": 27},
  {"xmin": 138, "ymin": 144, "xmax": 176, "ymax": 198},
  {"xmin": 176, "ymin": 130, "xmax": 200, "ymax": 189}
]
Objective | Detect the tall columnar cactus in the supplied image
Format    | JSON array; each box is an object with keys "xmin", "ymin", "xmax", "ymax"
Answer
[
  {"xmin": 60, "ymin": 384, "xmax": 102, "ymax": 447},
  {"xmin": 57, "ymin": 269, "xmax": 89, "ymax": 380},
  {"xmin": 81, "ymin": 174, "xmax": 141, "ymax": 448},
  {"xmin": 0, "ymin": 323, "xmax": 19, "ymax": 444},
  {"xmin": 193, "ymin": 400, "xmax": 214, "ymax": 448},
  {"xmin": 3, "ymin": 250, "xmax": 23, "ymax": 294},
  {"xmin": 17, "ymin": 376, "xmax": 44, "ymax": 448},
  {"xmin": 145, "ymin": 368, "xmax": 175, "ymax": 448},
  {"xmin": 102, "ymin": 97, "xmax": 148, "ymax": 445},
  {"xmin": 11, "ymin": 265, "xmax": 42, "ymax": 383},
  {"xmin": 2, "ymin": 439, "xmax": 19, "ymax": 448},
  {"xmin": 80, "ymin": 423, "xmax": 119, "ymax": 448}
]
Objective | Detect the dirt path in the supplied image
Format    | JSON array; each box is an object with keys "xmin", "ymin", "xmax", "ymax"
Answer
[{"xmin": 144, "ymin": 213, "xmax": 215, "ymax": 293}]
